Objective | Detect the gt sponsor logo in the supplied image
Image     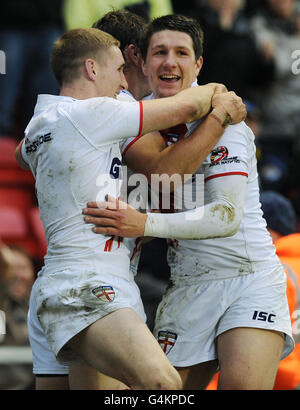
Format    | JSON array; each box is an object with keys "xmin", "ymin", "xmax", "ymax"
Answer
[
  {"xmin": 252, "ymin": 310, "xmax": 276, "ymax": 323},
  {"xmin": 109, "ymin": 157, "xmax": 122, "ymax": 179}
]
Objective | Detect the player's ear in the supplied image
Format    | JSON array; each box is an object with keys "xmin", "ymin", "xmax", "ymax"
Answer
[
  {"xmin": 126, "ymin": 44, "xmax": 139, "ymax": 67},
  {"xmin": 141, "ymin": 58, "xmax": 148, "ymax": 77},
  {"xmin": 195, "ymin": 56, "xmax": 203, "ymax": 78},
  {"xmin": 85, "ymin": 58, "xmax": 97, "ymax": 81}
]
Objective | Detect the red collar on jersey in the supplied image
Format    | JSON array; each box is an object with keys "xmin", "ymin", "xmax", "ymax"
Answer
[{"xmin": 159, "ymin": 124, "xmax": 188, "ymax": 145}]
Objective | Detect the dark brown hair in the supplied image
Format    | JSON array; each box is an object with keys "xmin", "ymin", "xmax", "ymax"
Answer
[
  {"xmin": 141, "ymin": 14, "xmax": 204, "ymax": 61},
  {"xmin": 93, "ymin": 10, "xmax": 147, "ymax": 56}
]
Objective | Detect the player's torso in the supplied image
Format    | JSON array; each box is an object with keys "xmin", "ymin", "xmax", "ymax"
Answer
[
  {"xmin": 163, "ymin": 121, "xmax": 278, "ymax": 278},
  {"xmin": 25, "ymin": 103, "xmax": 130, "ymax": 274}
]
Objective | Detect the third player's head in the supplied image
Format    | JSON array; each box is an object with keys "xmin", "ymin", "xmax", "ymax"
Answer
[
  {"xmin": 141, "ymin": 14, "xmax": 204, "ymax": 98},
  {"xmin": 93, "ymin": 10, "xmax": 151, "ymax": 100}
]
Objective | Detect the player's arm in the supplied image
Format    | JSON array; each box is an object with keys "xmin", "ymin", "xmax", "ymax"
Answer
[
  {"xmin": 82, "ymin": 173, "xmax": 247, "ymax": 239},
  {"xmin": 15, "ymin": 139, "xmax": 30, "ymax": 170},
  {"xmin": 124, "ymin": 91, "xmax": 246, "ymax": 182},
  {"xmin": 140, "ymin": 83, "xmax": 223, "ymax": 134},
  {"xmin": 143, "ymin": 173, "xmax": 247, "ymax": 239},
  {"xmin": 70, "ymin": 83, "xmax": 224, "ymax": 147}
]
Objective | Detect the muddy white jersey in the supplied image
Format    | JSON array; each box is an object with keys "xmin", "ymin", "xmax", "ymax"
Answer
[
  {"xmin": 21, "ymin": 94, "xmax": 142, "ymax": 276},
  {"xmin": 167, "ymin": 120, "xmax": 278, "ymax": 277},
  {"xmin": 117, "ymin": 90, "xmax": 148, "ymax": 275},
  {"xmin": 119, "ymin": 90, "xmax": 150, "ymax": 156}
]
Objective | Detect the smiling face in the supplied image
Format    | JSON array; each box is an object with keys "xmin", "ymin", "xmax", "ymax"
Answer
[{"xmin": 142, "ymin": 30, "xmax": 203, "ymax": 98}]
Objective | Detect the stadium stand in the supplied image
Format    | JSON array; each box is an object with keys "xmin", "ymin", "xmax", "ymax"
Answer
[{"xmin": 0, "ymin": 138, "xmax": 46, "ymax": 262}]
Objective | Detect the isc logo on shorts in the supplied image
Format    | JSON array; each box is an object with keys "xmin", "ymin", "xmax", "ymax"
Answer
[{"xmin": 252, "ymin": 310, "xmax": 276, "ymax": 323}]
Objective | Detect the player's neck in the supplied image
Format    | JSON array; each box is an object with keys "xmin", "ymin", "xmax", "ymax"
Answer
[
  {"xmin": 125, "ymin": 65, "xmax": 151, "ymax": 101},
  {"xmin": 60, "ymin": 80, "xmax": 98, "ymax": 100}
]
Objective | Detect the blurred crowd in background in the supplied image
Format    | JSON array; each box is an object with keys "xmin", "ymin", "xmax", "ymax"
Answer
[{"xmin": 0, "ymin": 0, "xmax": 299, "ymax": 389}]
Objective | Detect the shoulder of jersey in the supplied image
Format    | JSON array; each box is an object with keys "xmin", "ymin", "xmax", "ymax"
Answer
[
  {"xmin": 222, "ymin": 121, "xmax": 255, "ymax": 143},
  {"xmin": 142, "ymin": 94, "xmax": 153, "ymax": 101},
  {"xmin": 117, "ymin": 91, "xmax": 136, "ymax": 102}
]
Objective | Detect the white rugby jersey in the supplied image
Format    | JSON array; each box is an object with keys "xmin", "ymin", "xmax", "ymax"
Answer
[
  {"xmin": 166, "ymin": 120, "xmax": 278, "ymax": 276},
  {"xmin": 117, "ymin": 90, "xmax": 145, "ymax": 275},
  {"xmin": 21, "ymin": 94, "xmax": 142, "ymax": 276},
  {"xmin": 124, "ymin": 110, "xmax": 278, "ymax": 277},
  {"xmin": 119, "ymin": 91, "xmax": 150, "ymax": 157}
]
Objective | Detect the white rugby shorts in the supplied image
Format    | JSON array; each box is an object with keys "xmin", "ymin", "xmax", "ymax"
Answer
[
  {"xmin": 28, "ymin": 292, "xmax": 69, "ymax": 375},
  {"xmin": 32, "ymin": 266, "xmax": 146, "ymax": 365},
  {"xmin": 153, "ymin": 262, "xmax": 294, "ymax": 367}
]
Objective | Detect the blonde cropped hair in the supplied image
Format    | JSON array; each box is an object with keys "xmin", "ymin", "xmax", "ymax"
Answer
[{"xmin": 50, "ymin": 27, "xmax": 120, "ymax": 86}]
